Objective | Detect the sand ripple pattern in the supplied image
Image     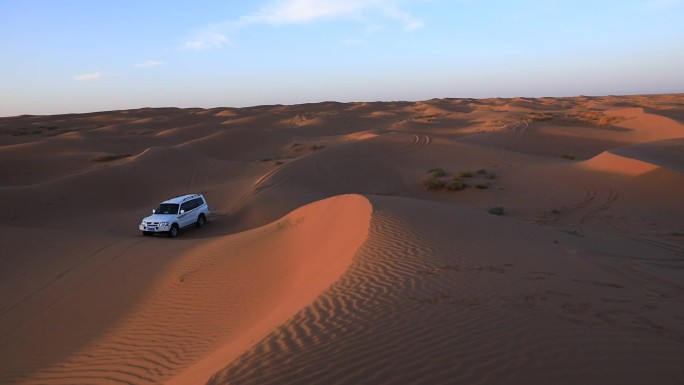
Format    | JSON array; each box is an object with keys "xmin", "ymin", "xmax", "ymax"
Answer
[
  {"xmin": 17, "ymin": 232, "xmax": 261, "ymax": 385},
  {"xmin": 207, "ymin": 203, "xmax": 448, "ymax": 385},
  {"xmin": 208, "ymin": 197, "xmax": 684, "ymax": 385}
]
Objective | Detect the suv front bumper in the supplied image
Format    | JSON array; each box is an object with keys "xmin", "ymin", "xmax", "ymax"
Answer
[{"xmin": 140, "ymin": 223, "xmax": 172, "ymax": 233}]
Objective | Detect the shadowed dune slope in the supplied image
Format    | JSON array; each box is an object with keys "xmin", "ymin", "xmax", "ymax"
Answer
[
  {"xmin": 610, "ymin": 137, "xmax": 684, "ymax": 173},
  {"xmin": 581, "ymin": 138, "xmax": 684, "ymax": 175}
]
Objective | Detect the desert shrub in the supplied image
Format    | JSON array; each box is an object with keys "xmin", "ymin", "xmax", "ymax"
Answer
[
  {"xmin": 428, "ymin": 168, "xmax": 446, "ymax": 178},
  {"xmin": 459, "ymin": 171, "xmax": 474, "ymax": 178},
  {"xmin": 446, "ymin": 179, "xmax": 467, "ymax": 191},
  {"xmin": 477, "ymin": 169, "xmax": 488, "ymax": 175},
  {"xmin": 423, "ymin": 178, "xmax": 446, "ymax": 191},
  {"xmin": 310, "ymin": 144, "xmax": 325, "ymax": 151},
  {"xmin": 487, "ymin": 206, "xmax": 505, "ymax": 216},
  {"xmin": 565, "ymin": 228, "xmax": 584, "ymax": 237},
  {"xmin": 415, "ymin": 114, "xmax": 439, "ymax": 121},
  {"xmin": 486, "ymin": 174, "xmax": 497, "ymax": 179},
  {"xmin": 475, "ymin": 184, "xmax": 489, "ymax": 190},
  {"xmin": 527, "ymin": 112, "xmax": 553, "ymax": 122},
  {"xmin": 561, "ymin": 154, "xmax": 576, "ymax": 160}
]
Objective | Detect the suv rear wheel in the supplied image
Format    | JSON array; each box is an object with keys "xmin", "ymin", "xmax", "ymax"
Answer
[
  {"xmin": 196, "ymin": 214, "xmax": 206, "ymax": 228},
  {"xmin": 169, "ymin": 224, "xmax": 179, "ymax": 238}
]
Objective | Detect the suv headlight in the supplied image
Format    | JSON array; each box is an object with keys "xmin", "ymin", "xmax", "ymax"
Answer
[{"xmin": 159, "ymin": 222, "xmax": 169, "ymax": 226}]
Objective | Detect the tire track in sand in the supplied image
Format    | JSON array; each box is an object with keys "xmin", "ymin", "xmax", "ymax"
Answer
[
  {"xmin": 579, "ymin": 185, "xmax": 619, "ymax": 224},
  {"xmin": 232, "ymin": 132, "xmax": 431, "ymax": 211},
  {"xmin": 309, "ymin": 132, "xmax": 430, "ymax": 195}
]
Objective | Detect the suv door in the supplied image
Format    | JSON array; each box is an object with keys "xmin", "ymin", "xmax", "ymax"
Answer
[{"xmin": 179, "ymin": 201, "xmax": 193, "ymax": 227}]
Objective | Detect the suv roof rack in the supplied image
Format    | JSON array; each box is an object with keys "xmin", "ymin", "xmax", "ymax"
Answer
[{"xmin": 164, "ymin": 194, "xmax": 202, "ymax": 204}]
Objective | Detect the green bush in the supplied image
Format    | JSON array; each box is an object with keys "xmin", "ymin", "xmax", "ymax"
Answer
[
  {"xmin": 487, "ymin": 207, "xmax": 505, "ymax": 216},
  {"xmin": 423, "ymin": 178, "xmax": 446, "ymax": 191},
  {"xmin": 428, "ymin": 168, "xmax": 446, "ymax": 178},
  {"xmin": 446, "ymin": 180, "xmax": 467, "ymax": 191}
]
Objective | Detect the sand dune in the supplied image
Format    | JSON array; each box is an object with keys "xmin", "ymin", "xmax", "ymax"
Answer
[
  {"xmin": 1, "ymin": 94, "xmax": 683, "ymax": 385},
  {"xmin": 582, "ymin": 151, "xmax": 660, "ymax": 176},
  {"xmin": 208, "ymin": 196, "xmax": 684, "ymax": 385},
  {"xmin": 1, "ymin": 195, "xmax": 371, "ymax": 384}
]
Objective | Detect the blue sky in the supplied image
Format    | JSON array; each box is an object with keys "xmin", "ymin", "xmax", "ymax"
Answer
[{"xmin": 1, "ymin": 0, "xmax": 683, "ymax": 116}]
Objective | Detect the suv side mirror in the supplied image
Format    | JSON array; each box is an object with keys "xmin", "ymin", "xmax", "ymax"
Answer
[
  {"xmin": 180, "ymin": 209, "xmax": 185, "ymax": 214},
  {"xmin": 152, "ymin": 209, "xmax": 156, "ymax": 214}
]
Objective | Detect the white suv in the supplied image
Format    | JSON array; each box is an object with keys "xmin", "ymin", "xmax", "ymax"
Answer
[{"xmin": 139, "ymin": 194, "xmax": 210, "ymax": 237}]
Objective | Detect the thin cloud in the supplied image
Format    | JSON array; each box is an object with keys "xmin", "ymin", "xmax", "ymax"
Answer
[
  {"xmin": 243, "ymin": 0, "xmax": 369, "ymax": 24},
  {"xmin": 135, "ymin": 60, "xmax": 163, "ymax": 68},
  {"xmin": 378, "ymin": 4, "xmax": 423, "ymax": 31},
  {"xmin": 182, "ymin": 28, "xmax": 231, "ymax": 50},
  {"xmin": 73, "ymin": 72, "xmax": 103, "ymax": 81},
  {"xmin": 240, "ymin": 0, "xmax": 423, "ymax": 30},
  {"xmin": 184, "ymin": 0, "xmax": 423, "ymax": 50}
]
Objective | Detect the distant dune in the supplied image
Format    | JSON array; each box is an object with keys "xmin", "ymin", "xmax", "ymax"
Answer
[{"xmin": 1, "ymin": 94, "xmax": 683, "ymax": 384}]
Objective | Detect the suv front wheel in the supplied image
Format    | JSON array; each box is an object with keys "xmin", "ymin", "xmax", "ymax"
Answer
[{"xmin": 169, "ymin": 224, "xmax": 179, "ymax": 238}]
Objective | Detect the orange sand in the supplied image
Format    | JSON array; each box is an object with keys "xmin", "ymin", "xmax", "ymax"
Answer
[{"xmin": 1, "ymin": 94, "xmax": 683, "ymax": 385}]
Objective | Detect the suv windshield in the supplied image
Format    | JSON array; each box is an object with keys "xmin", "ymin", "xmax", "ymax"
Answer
[{"xmin": 155, "ymin": 203, "xmax": 179, "ymax": 215}]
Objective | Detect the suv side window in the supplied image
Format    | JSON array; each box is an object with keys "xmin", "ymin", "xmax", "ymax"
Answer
[
  {"xmin": 184, "ymin": 198, "xmax": 202, "ymax": 212},
  {"xmin": 180, "ymin": 201, "xmax": 192, "ymax": 212}
]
